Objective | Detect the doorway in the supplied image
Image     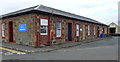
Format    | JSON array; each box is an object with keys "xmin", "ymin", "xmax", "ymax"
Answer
[
  {"xmin": 68, "ymin": 23, "xmax": 72, "ymax": 41},
  {"xmin": 110, "ymin": 28, "xmax": 116, "ymax": 34},
  {"xmin": 97, "ymin": 27, "xmax": 99, "ymax": 38},
  {"xmin": 9, "ymin": 21, "xmax": 13, "ymax": 42},
  {"xmin": 39, "ymin": 19, "xmax": 49, "ymax": 46},
  {"xmin": 103, "ymin": 28, "xmax": 104, "ymax": 33}
]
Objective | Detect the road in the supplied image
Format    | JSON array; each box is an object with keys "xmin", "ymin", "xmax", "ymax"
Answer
[{"xmin": 1, "ymin": 37, "xmax": 118, "ymax": 60}]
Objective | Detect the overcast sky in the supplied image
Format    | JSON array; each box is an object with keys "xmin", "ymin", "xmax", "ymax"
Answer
[{"xmin": 0, "ymin": 0, "xmax": 119, "ymax": 25}]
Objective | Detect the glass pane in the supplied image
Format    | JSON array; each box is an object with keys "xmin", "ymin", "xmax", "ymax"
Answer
[
  {"xmin": 76, "ymin": 24, "xmax": 79, "ymax": 30},
  {"xmin": 41, "ymin": 26, "xmax": 47, "ymax": 34},
  {"xmin": 2, "ymin": 23, "xmax": 5, "ymax": 37},
  {"xmin": 40, "ymin": 19, "xmax": 48, "ymax": 26},
  {"xmin": 88, "ymin": 31, "xmax": 90, "ymax": 35},
  {"xmin": 56, "ymin": 21, "xmax": 61, "ymax": 37},
  {"xmin": 2, "ymin": 23, "xmax": 4, "ymax": 31},
  {"xmin": 57, "ymin": 30, "xmax": 61, "ymax": 36},
  {"xmin": 41, "ymin": 29, "xmax": 46, "ymax": 33},
  {"xmin": 2, "ymin": 31, "xmax": 5, "ymax": 36},
  {"xmin": 88, "ymin": 25, "xmax": 90, "ymax": 30},
  {"xmin": 76, "ymin": 24, "xmax": 79, "ymax": 36},
  {"xmin": 77, "ymin": 31, "xmax": 79, "ymax": 36},
  {"xmin": 57, "ymin": 21, "xmax": 61, "ymax": 29}
]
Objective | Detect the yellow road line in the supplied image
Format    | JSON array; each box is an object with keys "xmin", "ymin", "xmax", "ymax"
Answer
[{"xmin": 0, "ymin": 47, "xmax": 26, "ymax": 54}]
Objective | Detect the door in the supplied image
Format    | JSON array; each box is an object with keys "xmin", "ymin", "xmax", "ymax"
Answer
[
  {"xmin": 68, "ymin": 23, "xmax": 72, "ymax": 41},
  {"xmin": 103, "ymin": 28, "xmax": 104, "ymax": 33},
  {"xmin": 9, "ymin": 21, "xmax": 13, "ymax": 42},
  {"xmin": 40, "ymin": 19, "xmax": 49, "ymax": 46},
  {"xmin": 82, "ymin": 25, "xmax": 85, "ymax": 40},
  {"xmin": 97, "ymin": 27, "xmax": 99, "ymax": 38}
]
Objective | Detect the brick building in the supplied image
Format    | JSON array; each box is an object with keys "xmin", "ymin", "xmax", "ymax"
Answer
[{"xmin": 0, "ymin": 5, "xmax": 109, "ymax": 47}]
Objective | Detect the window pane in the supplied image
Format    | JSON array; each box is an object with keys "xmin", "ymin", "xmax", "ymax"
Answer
[
  {"xmin": 2, "ymin": 23, "xmax": 5, "ymax": 37},
  {"xmin": 57, "ymin": 22, "xmax": 61, "ymax": 29},
  {"xmin": 105, "ymin": 28, "xmax": 107, "ymax": 34},
  {"xmin": 40, "ymin": 19, "xmax": 48, "ymax": 26},
  {"xmin": 2, "ymin": 23, "xmax": 4, "ymax": 31},
  {"xmin": 77, "ymin": 31, "xmax": 79, "ymax": 36},
  {"xmin": 2, "ymin": 31, "xmax": 5, "ymax": 37},
  {"xmin": 40, "ymin": 19, "xmax": 48, "ymax": 35},
  {"xmin": 88, "ymin": 25, "xmax": 89, "ymax": 30},
  {"xmin": 56, "ymin": 21, "xmax": 61, "ymax": 37},
  {"xmin": 76, "ymin": 24, "xmax": 79, "ymax": 30},
  {"xmin": 57, "ymin": 30, "xmax": 61, "ymax": 36},
  {"xmin": 88, "ymin": 25, "xmax": 90, "ymax": 35},
  {"xmin": 76, "ymin": 24, "xmax": 79, "ymax": 36},
  {"xmin": 41, "ymin": 26, "xmax": 47, "ymax": 35}
]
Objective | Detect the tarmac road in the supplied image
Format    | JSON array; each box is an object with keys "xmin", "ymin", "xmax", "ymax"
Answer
[{"xmin": 2, "ymin": 37, "xmax": 119, "ymax": 60}]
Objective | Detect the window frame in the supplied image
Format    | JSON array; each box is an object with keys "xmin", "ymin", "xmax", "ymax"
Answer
[
  {"xmin": 1, "ymin": 22, "xmax": 5, "ymax": 38},
  {"xmin": 40, "ymin": 19, "xmax": 48, "ymax": 35},
  {"xmin": 55, "ymin": 20, "xmax": 62, "ymax": 39},
  {"xmin": 76, "ymin": 24, "xmax": 80, "ymax": 37},
  {"xmin": 88, "ymin": 25, "xmax": 90, "ymax": 36}
]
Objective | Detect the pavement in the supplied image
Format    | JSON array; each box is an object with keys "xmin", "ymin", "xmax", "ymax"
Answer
[
  {"xmin": 2, "ymin": 37, "xmax": 110, "ymax": 53},
  {"xmin": 2, "ymin": 36, "xmax": 118, "ymax": 60}
]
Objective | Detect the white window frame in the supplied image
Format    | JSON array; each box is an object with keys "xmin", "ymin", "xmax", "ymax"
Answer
[
  {"xmin": 94, "ymin": 26, "xmax": 96, "ymax": 35},
  {"xmin": 76, "ymin": 24, "xmax": 79, "ymax": 36},
  {"xmin": 88, "ymin": 25, "xmax": 90, "ymax": 35},
  {"xmin": 2, "ymin": 23, "xmax": 5, "ymax": 37},
  {"xmin": 56, "ymin": 21, "xmax": 61, "ymax": 37},
  {"xmin": 40, "ymin": 19, "xmax": 48, "ymax": 35}
]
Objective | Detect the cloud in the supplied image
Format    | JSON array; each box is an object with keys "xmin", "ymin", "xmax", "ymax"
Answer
[{"xmin": 0, "ymin": 0, "xmax": 119, "ymax": 24}]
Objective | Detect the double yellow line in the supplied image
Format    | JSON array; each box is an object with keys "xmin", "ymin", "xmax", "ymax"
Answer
[{"xmin": 0, "ymin": 47, "xmax": 26, "ymax": 54}]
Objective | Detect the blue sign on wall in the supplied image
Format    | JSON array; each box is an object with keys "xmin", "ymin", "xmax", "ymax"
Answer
[{"xmin": 19, "ymin": 24, "xmax": 26, "ymax": 31}]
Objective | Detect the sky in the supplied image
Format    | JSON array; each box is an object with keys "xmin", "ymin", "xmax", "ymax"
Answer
[{"xmin": 0, "ymin": 0, "xmax": 119, "ymax": 25}]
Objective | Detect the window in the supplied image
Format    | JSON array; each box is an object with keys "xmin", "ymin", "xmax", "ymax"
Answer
[
  {"xmin": 56, "ymin": 21, "xmax": 61, "ymax": 37},
  {"xmin": 40, "ymin": 19, "xmax": 48, "ymax": 35},
  {"xmin": 105, "ymin": 28, "xmax": 107, "ymax": 34},
  {"xmin": 2, "ymin": 23, "xmax": 5, "ymax": 37},
  {"xmin": 76, "ymin": 24, "xmax": 79, "ymax": 36},
  {"xmin": 94, "ymin": 26, "xmax": 96, "ymax": 35},
  {"xmin": 41, "ymin": 26, "xmax": 47, "ymax": 35},
  {"xmin": 100, "ymin": 27, "xmax": 102, "ymax": 34},
  {"xmin": 88, "ymin": 25, "xmax": 90, "ymax": 35}
]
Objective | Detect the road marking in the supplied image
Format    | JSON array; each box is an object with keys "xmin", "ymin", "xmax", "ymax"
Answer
[{"xmin": 0, "ymin": 47, "xmax": 26, "ymax": 54}]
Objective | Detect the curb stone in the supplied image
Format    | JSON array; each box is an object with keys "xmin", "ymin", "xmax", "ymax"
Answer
[{"xmin": 2, "ymin": 37, "xmax": 111, "ymax": 53}]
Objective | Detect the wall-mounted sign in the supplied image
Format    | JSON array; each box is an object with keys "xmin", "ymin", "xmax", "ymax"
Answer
[
  {"xmin": 19, "ymin": 24, "xmax": 26, "ymax": 31},
  {"xmin": 40, "ymin": 19, "xmax": 48, "ymax": 26}
]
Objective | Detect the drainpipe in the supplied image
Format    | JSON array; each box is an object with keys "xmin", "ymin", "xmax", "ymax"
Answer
[{"xmin": 37, "ymin": 32, "xmax": 40, "ymax": 47}]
